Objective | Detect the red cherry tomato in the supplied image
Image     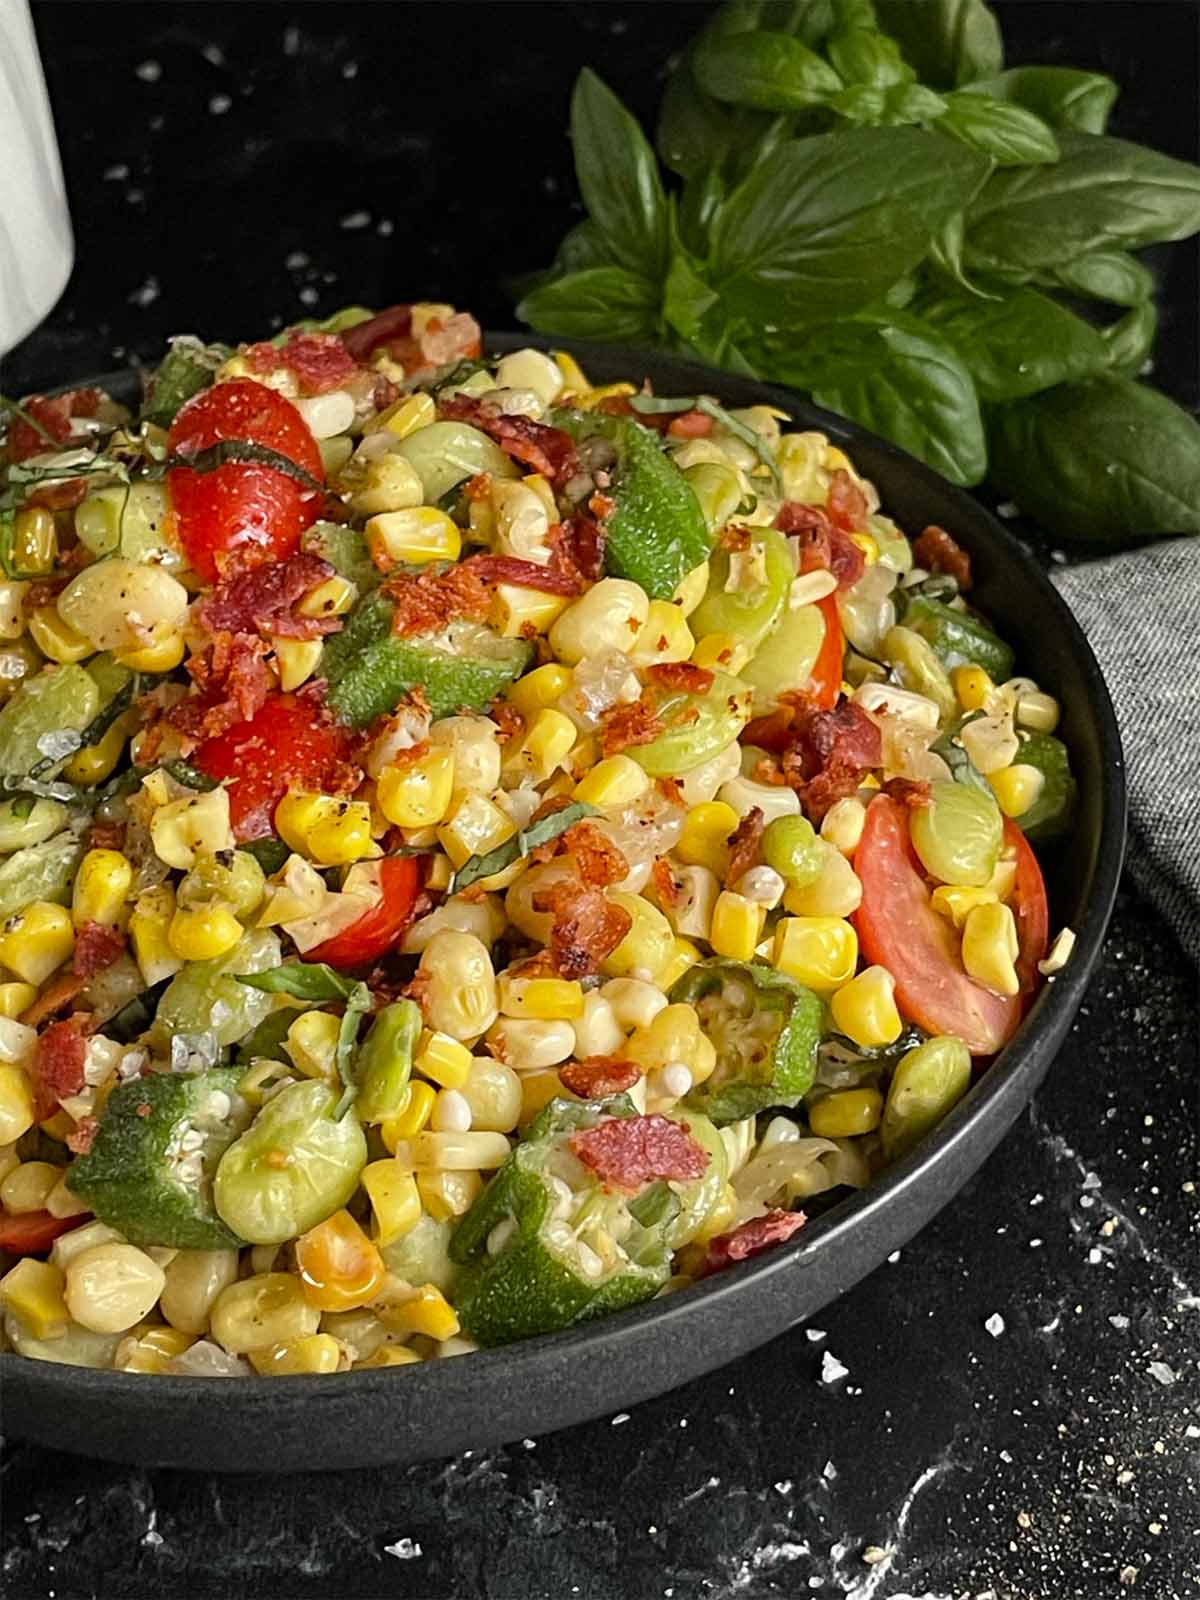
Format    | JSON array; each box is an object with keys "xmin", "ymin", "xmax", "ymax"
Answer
[
  {"xmin": 852, "ymin": 796, "xmax": 1049, "ymax": 1056},
  {"xmin": 167, "ymin": 378, "xmax": 324, "ymax": 581},
  {"xmin": 0, "ymin": 1209, "xmax": 89, "ymax": 1255},
  {"xmin": 798, "ymin": 537, "xmax": 844, "ymax": 711},
  {"xmin": 306, "ymin": 856, "xmax": 422, "ymax": 968},
  {"xmin": 193, "ymin": 693, "xmax": 350, "ymax": 842}
]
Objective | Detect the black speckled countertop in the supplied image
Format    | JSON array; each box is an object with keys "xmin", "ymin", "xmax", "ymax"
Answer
[{"xmin": 2, "ymin": 6, "xmax": 1198, "ymax": 1597}]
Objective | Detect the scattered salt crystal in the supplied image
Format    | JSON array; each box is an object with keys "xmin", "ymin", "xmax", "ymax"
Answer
[
  {"xmin": 340, "ymin": 211, "xmax": 370, "ymax": 230},
  {"xmin": 996, "ymin": 501, "xmax": 1019, "ymax": 518},
  {"xmin": 128, "ymin": 277, "xmax": 160, "ymax": 309},
  {"xmin": 886, "ymin": 1250, "xmax": 901, "ymax": 1263},
  {"xmin": 342, "ymin": 60, "xmax": 359, "ymax": 78},
  {"xmin": 1147, "ymin": 1362, "xmax": 1176, "ymax": 1387},
  {"xmin": 985, "ymin": 1313, "xmax": 1005, "ymax": 1338},
  {"xmin": 377, "ymin": 219, "xmax": 395, "ymax": 237},
  {"xmin": 285, "ymin": 250, "xmax": 310, "ymax": 270},
  {"xmin": 862, "ymin": 1546, "xmax": 888, "ymax": 1565},
  {"xmin": 774, "ymin": 1480, "xmax": 793, "ymax": 1495},
  {"xmin": 103, "ymin": 163, "xmax": 130, "ymax": 181},
  {"xmin": 299, "ymin": 287, "xmax": 319, "ymax": 306},
  {"xmin": 820, "ymin": 1350, "xmax": 848, "ymax": 1385},
  {"xmin": 822, "ymin": 1460, "xmax": 837, "ymax": 1480},
  {"xmin": 1088, "ymin": 1248, "xmax": 1103, "ymax": 1264},
  {"xmin": 1109, "ymin": 1315, "xmax": 1130, "ymax": 1331},
  {"xmin": 1184, "ymin": 1424, "xmax": 1200, "ymax": 1439},
  {"xmin": 209, "ymin": 94, "xmax": 232, "ymax": 115},
  {"xmin": 135, "ymin": 60, "xmax": 162, "ymax": 82},
  {"xmin": 805, "ymin": 1328, "xmax": 826, "ymax": 1342},
  {"xmin": 383, "ymin": 1538, "xmax": 422, "ymax": 1560},
  {"xmin": 201, "ymin": 43, "xmax": 225, "ymax": 65},
  {"xmin": 611, "ymin": 1412, "xmax": 629, "ymax": 1425},
  {"xmin": 282, "ymin": 26, "xmax": 301, "ymax": 54}
]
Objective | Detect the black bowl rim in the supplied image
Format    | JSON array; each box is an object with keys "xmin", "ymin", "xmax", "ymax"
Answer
[{"xmin": 2, "ymin": 335, "xmax": 1126, "ymax": 1461}]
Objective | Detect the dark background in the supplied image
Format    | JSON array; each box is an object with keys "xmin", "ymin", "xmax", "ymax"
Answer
[{"xmin": 3, "ymin": 5, "xmax": 1199, "ymax": 1598}]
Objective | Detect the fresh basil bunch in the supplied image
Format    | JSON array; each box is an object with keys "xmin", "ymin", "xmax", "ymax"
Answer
[{"xmin": 516, "ymin": 0, "xmax": 1200, "ymax": 545}]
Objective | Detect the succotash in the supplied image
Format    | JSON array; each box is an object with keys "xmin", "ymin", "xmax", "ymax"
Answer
[{"xmin": 0, "ymin": 304, "xmax": 1075, "ymax": 1376}]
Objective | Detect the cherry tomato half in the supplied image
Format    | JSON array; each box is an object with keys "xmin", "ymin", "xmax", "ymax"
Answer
[
  {"xmin": 0, "ymin": 1209, "xmax": 89, "ymax": 1255},
  {"xmin": 307, "ymin": 856, "xmax": 422, "ymax": 968},
  {"xmin": 193, "ymin": 693, "xmax": 350, "ymax": 842},
  {"xmin": 853, "ymin": 796, "xmax": 1048, "ymax": 1056},
  {"xmin": 167, "ymin": 378, "xmax": 324, "ymax": 581},
  {"xmin": 799, "ymin": 536, "xmax": 844, "ymax": 711}
]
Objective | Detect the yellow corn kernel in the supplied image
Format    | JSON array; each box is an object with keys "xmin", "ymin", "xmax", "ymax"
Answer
[
  {"xmin": 436, "ymin": 790, "xmax": 517, "ymax": 870},
  {"xmin": 849, "ymin": 531, "xmax": 878, "ymax": 564},
  {"xmin": 0, "ymin": 901, "xmax": 74, "ymax": 985},
  {"xmin": 249, "ymin": 1333, "xmax": 342, "ymax": 1376},
  {"xmin": 657, "ymin": 937, "xmax": 701, "ymax": 992},
  {"xmin": 632, "ymin": 600, "xmax": 695, "ymax": 665},
  {"xmin": 62, "ymin": 710, "xmax": 137, "ymax": 786},
  {"xmin": 0, "ymin": 581, "xmax": 28, "ymax": 643},
  {"xmin": 673, "ymin": 561, "xmax": 710, "ymax": 617},
  {"xmin": 0, "ymin": 1258, "xmax": 69, "ymax": 1341},
  {"xmin": 365, "ymin": 506, "xmax": 461, "ymax": 567},
  {"xmin": 276, "ymin": 791, "xmax": 375, "ymax": 866},
  {"xmin": 518, "ymin": 1068, "xmax": 563, "ymax": 1124},
  {"xmin": 285, "ymin": 1009, "xmax": 341, "ymax": 1080},
  {"xmin": 28, "ymin": 604, "xmax": 91, "ymax": 664},
  {"xmin": 823, "ymin": 445, "xmax": 854, "ymax": 475},
  {"xmin": 602, "ymin": 893, "xmax": 677, "ymax": 983},
  {"xmin": 413, "ymin": 1030, "xmax": 473, "ymax": 1091},
  {"xmin": 128, "ymin": 885, "xmax": 182, "ymax": 985},
  {"xmin": 1015, "ymin": 690, "xmax": 1059, "ymax": 734},
  {"xmin": 167, "ymin": 903, "xmax": 242, "ymax": 962},
  {"xmin": 1, "ymin": 1159, "xmax": 63, "ymax": 1213},
  {"xmin": 573, "ymin": 381, "xmax": 636, "ymax": 410},
  {"xmin": 988, "ymin": 762, "xmax": 1045, "ymax": 819},
  {"xmin": 40, "ymin": 1109, "xmax": 75, "ymax": 1142},
  {"xmin": 12, "ymin": 506, "xmax": 57, "ymax": 574},
  {"xmin": 952, "ymin": 664, "xmax": 995, "ymax": 713},
  {"xmin": 506, "ymin": 663, "xmax": 572, "ymax": 718},
  {"xmin": 691, "ymin": 631, "xmax": 752, "ymax": 674},
  {"xmin": 149, "ymin": 786, "xmax": 234, "ymax": 870},
  {"xmin": 504, "ymin": 708, "xmax": 576, "ymax": 784},
  {"xmin": 983, "ymin": 850, "xmax": 1018, "ymax": 903},
  {"xmin": 553, "ymin": 350, "xmax": 591, "ymax": 394},
  {"xmin": 491, "ymin": 584, "xmax": 569, "ymax": 639},
  {"xmin": 0, "ymin": 982, "xmax": 36, "ymax": 1020},
  {"xmin": 0, "ymin": 1063, "xmax": 35, "ymax": 1143},
  {"xmin": 773, "ymin": 916, "xmax": 858, "ymax": 992},
  {"xmin": 380, "ymin": 1081, "xmax": 437, "ymax": 1149},
  {"xmin": 962, "ymin": 902, "xmax": 1020, "ymax": 997},
  {"xmin": 693, "ymin": 1181, "xmax": 738, "ymax": 1245},
  {"xmin": 297, "ymin": 574, "xmax": 356, "ymax": 621},
  {"xmin": 376, "ymin": 391, "xmax": 436, "ymax": 439},
  {"xmin": 710, "ymin": 891, "xmax": 763, "ymax": 961},
  {"xmin": 625, "ymin": 1003, "xmax": 704, "ymax": 1077},
  {"xmin": 573, "ymin": 753, "xmax": 650, "ymax": 809},
  {"xmin": 808, "ymin": 1087, "xmax": 883, "ymax": 1139},
  {"xmin": 361, "ymin": 1162, "xmax": 421, "ymax": 1246},
  {"xmin": 353, "ymin": 1343, "xmax": 421, "ymax": 1368},
  {"xmin": 345, "ymin": 450, "xmax": 423, "ymax": 516},
  {"xmin": 829, "ymin": 965, "xmax": 902, "ymax": 1049},
  {"xmin": 114, "ymin": 1324, "xmax": 196, "ymax": 1373},
  {"xmin": 497, "ymin": 975, "xmax": 584, "ymax": 1021},
  {"xmin": 71, "ymin": 848, "xmax": 133, "ymax": 930},
  {"xmin": 424, "ymin": 853, "xmax": 453, "ymax": 893},
  {"xmin": 677, "ymin": 801, "xmax": 739, "ymax": 874},
  {"xmin": 378, "ymin": 1282, "xmax": 461, "ymax": 1341},
  {"xmin": 820, "ymin": 797, "xmax": 866, "ymax": 857},
  {"xmin": 271, "ymin": 636, "xmax": 324, "ymax": 692},
  {"xmin": 929, "ymin": 883, "xmax": 998, "ymax": 930},
  {"xmin": 414, "ymin": 1168, "xmax": 482, "ymax": 1223},
  {"xmin": 377, "ymin": 746, "xmax": 456, "ymax": 829},
  {"xmin": 115, "ymin": 628, "xmax": 185, "ymax": 673}
]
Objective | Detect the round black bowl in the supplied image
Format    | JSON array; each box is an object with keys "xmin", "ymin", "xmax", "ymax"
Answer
[{"xmin": 2, "ymin": 336, "xmax": 1125, "ymax": 1470}]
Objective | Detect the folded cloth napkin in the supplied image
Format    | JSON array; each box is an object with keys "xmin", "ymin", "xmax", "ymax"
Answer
[{"xmin": 1050, "ymin": 539, "xmax": 1200, "ymax": 964}]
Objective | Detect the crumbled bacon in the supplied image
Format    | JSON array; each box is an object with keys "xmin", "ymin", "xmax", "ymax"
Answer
[
  {"xmin": 550, "ymin": 510, "xmax": 607, "ymax": 586},
  {"xmin": 779, "ymin": 696, "xmax": 881, "ymax": 823},
  {"xmin": 340, "ymin": 304, "xmax": 413, "ymax": 362},
  {"xmin": 72, "ymin": 923, "xmax": 127, "ymax": 980},
  {"xmin": 726, "ymin": 806, "xmax": 766, "ymax": 887},
  {"xmin": 244, "ymin": 331, "xmax": 358, "ymax": 395},
  {"xmin": 489, "ymin": 698, "xmax": 525, "ymax": 744},
  {"xmin": 559, "ymin": 1057, "xmax": 642, "ymax": 1099},
  {"xmin": 652, "ymin": 856, "xmax": 682, "ymax": 908},
  {"xmin": 66, "ymin": 1114, "xmax": 100, "ymax": 1156},
  {"xmin": 169, "ymin": 632, "xmax": 272, "ymax": 744},
  {"xmin": 645, "ymin": 661, "xmax": 715, "ymax": 696},
  {"xmin": 775, "ymin": 502, "xmax": 864, "ymax": 589},
  {"xmin": 3, "ymin": 388, "xmax": 101, "ymax": 463},
  {"xmin": 31, "ymin": 1014, "xmax": 89, "ymax": 1121},
  {"xmin": 826, "ymin": 468, "xmax": 869, "ymax": 534},
  {"xmin": 19, "ymin": 972, "xmax": 88, "ymax": 1030},
  {"xmin": 569, "ymin": 1114, "xmax": 709, "ymax": 1190},
  {"xmin": 720, "ymin": 524, "xmax": 752, "ymax": 552},
  {"xmin": 656, "ymin": 776, "xmax": 685, "ymax": 805},
  {"xmin": 27, "ymin": 477, "xmax": 90, "ymax": 512},
  {"xmin": 535, "ymin": 879, "xmax": 632, "ymax": 980},
  {"xmin": 599, "ymin": 696, "xmax": 664, "ymax": 758},
  {"xmin": 699, "ymin": 1208, "xmax": 807, "ymax": 1276},
  {"xmin": 438, "ymin": 395, "xmax": 581, "ymax": 485},
  {"xmin": 383, "ymin": 562, "xmax": 492, "ymax": 637},
  {"xmin": 86, "ymin": 819, "xmax": 126, "ymax": 853},
  {"xmin": 913, "ymin": 524, "xmax": 972, "ymax": 590},
  {"xmin": 562, "ymin": 822, "xmax": 628, "ymax": 888},
  {"xmin": 463, "ymin": 554, "xmax": 583, "ymax": 597},
  {"xmin": 196, "ymin": 552, "xmax": 338, "ymax": 641},
  {"xmin": 882, "ymin": 776, "xmax": 932, "ymax": 809},
  {"xmin": 666, "ymin": 409, "xmax": 713, "ymax": 439}
]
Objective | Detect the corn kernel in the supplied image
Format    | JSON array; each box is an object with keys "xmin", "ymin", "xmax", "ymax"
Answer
[
  {"xmin": 808, "ymin": 1087, "xmax": 883, "ymax": 1139},
  {"xmin": 602, "ymin": 893, "xmax": 677, "ymax": 983},
  {"xmin": 573, "ymin": 381, "xmax": 636, "ymax": 410},
  {"xmin": 414, "ymin": 1169, "xmax": 481, "ymax": 1223},
  {"xmin": 497, "ymin": 975, "xmax": 584, "ymax": 1021},
  {"xmin": 506, "ymin": 663, "xmax": 572, "ymax": 718},
  {"xmin": 12, "ymin": 506, "xmax": 57, "ymax": 574},
  {"xmin": 962, "ymin": 902, "xmax": 1020, "ymax": 997},
  {"xmin": 632, "ymin": 600, "xmax": 695, "ymax": 664},
  {"xmin": 115, "ymin": 629, "xmax": 185, "ymax": 673},
  {"xmin": 552, "ymin": 350, "xmax": 591, "ymax": 395},
  {"xmin": 657, "ymin": 937, "xmax": 701, "ymax": 992},
  {"xmin": 625, "ymin": 1003, "xmax": 707, "ymax": 1080},
  {"xmin": 129, "ymin": 885, "xmax": 182, "ymax": 985},
  {"xmin": 376, "ymin": 391, "xmax": 436, "ymax": 438},
  {"xmin": 380, "ymin": 1081, "xmax": 437, "ymax": 1149},
  {"xmin": 829, "ymin": 965, "xmax": 903, "ymax": 1048},
  {"xmin": 249, "ymin": 1333, "xmax": 342, "ymax": 1376},
  {"xmin": 345, "ymin": 450, "xmax": 423, "ymax": 515},
  {"xmin": 0, "ymin": 1063, "xmax": 35, "ymax": 1143},
  {"xmin": 820, "ymin": 797, "xmax": 866, "ymax": 857},
  {"xmin": 773, "ymin": 916, "xmax": 858, "ymax": 992},
  {"xmin": 63, "ymin": 710, "xmax": 137, "ymax": 786},
  {"xmin": 988, "ymin": 762, "xmax": 1045, "ymax": 819},
  {"xmin": 0, "ymin": 1159, "xmax": 62, "ymax": 1213},
  {"xmin": 0, "ymin": 901, "xmax": 74, "ymax": 985},
  {"xmin": 491, "ymin": 584, "xmax": 569, "ymax": 639},
  {"xmin": 271, "ymin": 636, "xmax": 324, "ymax": 692},
  {"xmin": 0, "ymin": 983, "xmax": 36, "ymax": 1020},
  {"xmin": 518, "ymin": 1069, "xmax": 563, "ymax": 1123},
  {"xmin": 297, "ymin": 574, "xmax": 357, "ymax": 620},
  {"xmin": 693, "ymin": 1181, "xmax": 738, "ymax": 1244},
  {"xmin": 929, "ymin": 883, "xmax": 998, "ymax": 929},
  {"xmin": 286, "ymin": 1009, "xmax": 341, "ymax": 1080},
  {"xmin": 823, "ymin": 445, "xmax": 854, "ymax": 475},
  {"xmin": 413, "ymin": 1030, "xmax": 473, "ymax": 1090},
  {"xmin": 677, "ymin": 801, "xmax": 739, "ymax": 874},
  {"xmin": 782, "ymin": 846, "xmax": 862, "ymax": 919},
  {"xmin": 365, "ymin": 507, "xmax": 461, "ymax": 567},
  {"xmin": 710, "ymin": 891, "xmax": 763, "ymax": 961},
  {"xmin": 983, "ymin": 851, "xmax": 1018, "ymax": 902},
  {"xmin": 361, "ymin": 1162, "xmax": 421, "ymax": 1246},
  {"xmin": 1015, "ymin": 690, "xmax": 1059, "ymax": 734},
  {"xmin": 436, "ymin": 791, "xmax": 516, "ymax": 870},
  {"xmin": 573, "ymin": 753, "xmax": 650, "ymax": 809},
  {"xmin": 168, "ymin": 903, "xmax": 243, "ymax": 962},
  {"xmin": 276, "ymin": 791, "xmax": 375, "ymax": 866},
  {"xmin": 952, "ymin": 664, "xmax": 994, "ymax": 713},
  {"xmin": 377, "ymin": 1282, "xmax": 461, "ymax": 1341},
  {"xmin": 504, "ymin": 708, "xmax": 576, "ymax": 784},
  {"xmin": 28, "ymin": 604, "xmax": 91, "ymax": 663},
  {"xmin": 0, "ymin": 1258, "xmax": 69, "ymax": 1340},
  {"xmin": 72, "ymin": 848, "xmax": 133, "ymax": 930},
  {"xmin": 354, "ymin": 1343, "xmax": 422, "ymax": 1368},
  {"xmin": 0, "ymin": 580, "xmax": 27, "ymax": 641},
  {"xmin": 377, "ymin": 746, "xmax": 456, "ymax": 829},
  {"xmin": 691, "ymin": 632, "xmax": 752, "ymax": 674},
  {"xmin": 849, "ymin": 531, "xmax": 878, "ymax": 564},
  {"xmin": 114, "ymin": 1324, "xmax": 196, "ymax": 1373}
]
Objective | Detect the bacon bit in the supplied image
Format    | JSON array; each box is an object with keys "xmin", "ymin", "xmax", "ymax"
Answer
[
  {"xmin": 913, "ymin": 524, "xmax": 972, "ymax": 590},
  {"xmin": 3, "ymin": 388, "xmax": 101, "ymax": 463},
  {"xmin": 31, "ymin": 1014, "xmax": 89, "ymax": 1121},
  {"xmin": 600, "ymin": 696, "xmax": 664, "ymax": 759},
  {"xmin": 743, "ymin": 707, "xmax": 795, "ymax": 755},
  {"xmin": 489, "ymin": 699, "xmax": 525, "ymax": 744},
  {"xmin": 559, "ymin": 1056, "xmax": 642, "ymax": 1099},
  {"xmin": 882, "ymin": 776, "xmax": 932, "ymax": 809},
  {"xmin": 72, "ymin": 923, "xmax": 127, "ymax": 980},
  {"xmin": 562, "ymin": 822, "xmax": 628, "ymax": 889},
  {"xmin": 86, "ymin": 819, "xmax": 126, "ymax": 853},
  {"xmin": 27, "ymin": 478, "xmax": 90, "ymax": 512},
  {"xmin": 780, "ymin": 697, "xmax": 882, "ymax": 823},
  {"xmin": 726, "ymin": 806, "xmax": 766, "ymax": 886},
  {"xmin": 325, "ymin": 756, "xmax": 364, "ymax": 796},
  {"xmin": 66, "ymin": 1114, "xmax": 100, "ymax": 1156},
  {"xmin": 463, "ymin": 553, "xmax": 584, "ymax": 598},
  {"xmin": 383, "ymin": 562, "xmax": 493, "ymax": 637},
  {"xmin": 699, "ymin": 1208, "xmax": 807, "ymax": 1276},
  {"xmin": 508, "ymin": 949, "xmax": 559, "ymax": 980},
  {"xmin": 720, "ymin": 524, "xmax": 753, "ymax": 552},
  {"xmin": 776, "ymin": 502, "xmax": 864, "ymax": 589},
  {"xmin": 402, "ymin": 966, "xmax": 434, "ymax": 1016},
  {"xmin": 569, "ymin": 1114, "xmax": 709, "ymax": 1190},
  {"xmin": 652, "ymin": 856, "xmax": 682, "ymax": 909},
  {"xmin": 464, "ymin": 472, "xmax": 492, "ymax": 502},
  {"xmin": 751, "ymin": 756, "xmax": 788, "ymax": 787},
  {"xmin": 135, "ymin": 1102, "xmax": 153, "ymax": 1119},
  {"xmin": 170, "ymin": 632, "xmax": 272, "ymax": 744},
  {"xmin": 826, "ymin": 469, "xmax": 869, "ymax": 535},
  {"xmin": 341, "ymin": 304, "xmax": 413, "ymax": 362},
  {"xmin": 588, "ymin": 491, "xmax": 616, "ymax": 522},
  {"xmin": 595, "ymin": 394, "xmax": 636, "ymax": 418},
  {"xmin": 646, "ymin": 661, "xmax": 714, "ymax": 696},
  {"xmin": 196, "ymin": 552, "xmax": 338, "ymax": 641},
  {"xmin": 438, "ymin": 395, "xmax": 581, "ymax": 485},
  {"xmin": 245, "ymin": 331, "xmax": 358, "ymax": 395},
  {"xmin": 656, "ymin": 775, "xmax": 684, "ymax": 805},
  {"xmin": 535, "ymin": 879, "xmax": 632, "ymax": 980},
  {"xmin": 551, "ymin": 510, "xmax": 607, "ymax": 586},
  {"xmin": 667, "ymin": 409, "xmax": 713, "ymax": 439}
]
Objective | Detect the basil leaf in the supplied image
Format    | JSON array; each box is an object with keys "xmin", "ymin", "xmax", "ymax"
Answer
[
  {"xmin": 711, "ymin": 127, "xmax": 991, "ymax": 322},
  {"xmin": 657, "ymin": 58, "xmax": 737, "ymax": 179},
  {"xmin": 1051, "ymin": 250, "xmax": 1155, "ymax": 307},
  {"xmin": 826, "ymin": 26, "xmax": 912, "ymax": 89},
  {"xmin": 551, "ymin": 219, "xmax": 621, "ymax": 277},
  {"xmin": 765, "ymin": 313, "xmax": 987, "ymax": 485},
  {"xmin": 1102, "ymin": 301, "xmax": 1158, "ymax": 375},
  {"xmin": 162, "ymin": 758, "xmax": 219, "ymax": 792},
  {"xmin": 926, "ymin": 211, "xmax": 1000, "ymax": 300},
  {"xmin": 874, "ymin": 0, "xmax": 1002, "ymax": 89},
  {"xmin": 987, "ymin": 376, "xmax": 1200, "ymax": 543},
  {"xmin": 239, "ymin": 962, "xmax": 358, "ymax": 1002},
  {"xmin": 832, "ymin": 80, "xmax": 946, "ymax": 128},
  {"xmin": 141, "ymin": 338, "xmax": 226, "ymax": 429},
  {"xmin": 662, "ymin": 253, "xmax": 720, "ymax": 345},
  {"xmin": 959, "ymin": 67, "xmax": 1118, "ymax": 135},
  {"xmin": 517, "ymin": 268, "xmax": 660, "ymax": 343},
  {"xmin": 334, "ymin": 982, "xmax": 372, "ymax": 1119},
  {"xmin": 163, "ymin": 439, "xmax": 325, "ymax": 495},
  {"xmin": 919, "ymin": 286, "xmax": 1108, "ymax": 401},
  {"xmin": 238, "ymin": 836, "xmax": 291, "ymax": 876},
  {"xmin": 693, "ymin": 28, "xmax": 843, "ymax": 111},
  {"xmin": 452, "ymin": 800, "xmax": 601, "ymax": 894},
  {"xmin": 965, "ymin": 133, "xmax": 1200, "ymax": 279},
  {"xmin": 708, "ymin": 1, "xmax": 839, "ymax": 46},
  {"xmin": 570, "ymin": 70, "xmax": 669, "ymax": 282},
  {"xmin": 935, "ymin": 92, "xmax": 1059, "ymax": 167},
  {"xmin": 677, "ymin": 169, "xmax": 727, "ymax": 257}
]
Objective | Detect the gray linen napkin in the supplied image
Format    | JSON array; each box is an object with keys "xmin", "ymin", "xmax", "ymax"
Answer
[{"xmin": 1050, "ymin": 539, "xmax": 1200, "ymax": 964}]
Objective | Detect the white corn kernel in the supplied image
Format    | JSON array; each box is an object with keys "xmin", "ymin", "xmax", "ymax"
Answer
[{"xmin": 431, "ymin": 1088, "xmax": 473, "ymax": 1134}]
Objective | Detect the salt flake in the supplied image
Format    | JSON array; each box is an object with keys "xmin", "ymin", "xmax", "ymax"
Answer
[
  {"xmin": 820, "ymin": 1350, "xmax": 848, "ymax": 1385},
  {"xmin": 383, "ymin": 1538, "xmax": 422, "ymax": 1560},
  {"xmin": 1147, "ymin": 1362, "xmax": 1176, "ymax": 1387},
  {"xmin": 985, "ymin": 1313, "xmax": 1005, "ymax": 1338}
]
